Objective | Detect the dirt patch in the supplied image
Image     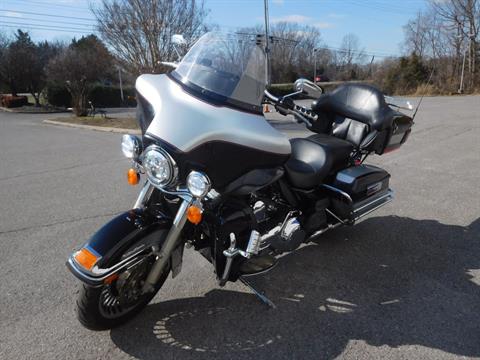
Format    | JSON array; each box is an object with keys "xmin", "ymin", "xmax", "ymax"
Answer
[{"xmin": 52, "ymin": 116, "xmax": 139, "ymax": 129}]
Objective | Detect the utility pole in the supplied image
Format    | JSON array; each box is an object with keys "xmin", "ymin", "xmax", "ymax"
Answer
[
  {"xmin": 118, "ymin": 67, "xmax": 124, "ymax": 104},
  {"xmin": 458, "ymin": 33, "xmax": 474, "ymax": 93},
  {"xmin": 459, "ymin": 48, "xmax": 467, "ymax": 93},
  {"xmin": 313, "ymin": 48, "xmax": 317, "ymax": 83},
  {"xmin": 369, "ymin": 55, "xmax": 375, "ymax": 77},
  {"xmin": 264, "ymin": 0, "xmax": 271, "ymax": 85}
]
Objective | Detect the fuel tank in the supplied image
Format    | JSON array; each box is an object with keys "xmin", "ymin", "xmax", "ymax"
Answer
[{"xmin": 136, "ymin": 74, "xmax": 292, "ymax": 189}]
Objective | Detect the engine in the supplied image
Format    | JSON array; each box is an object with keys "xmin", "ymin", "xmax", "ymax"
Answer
[{"xmin": 252, "ymin": 199, "xmax": 306, "ymax": 253}]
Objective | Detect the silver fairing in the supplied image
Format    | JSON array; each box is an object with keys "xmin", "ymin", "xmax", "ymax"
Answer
[{"xmin": 136, "ymin": 74, "xmax": 291, "ymax": 155}]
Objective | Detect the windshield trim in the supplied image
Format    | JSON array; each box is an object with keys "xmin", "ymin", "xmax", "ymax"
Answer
[{"xmin": 168, "ymin": 71, "xmax": 263, "ymax": 115}]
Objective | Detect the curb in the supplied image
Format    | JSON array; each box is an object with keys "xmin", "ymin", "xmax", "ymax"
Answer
[
  {"xmin": 0, "ymin": 106, "xmax": 67, "ymax": 114},
  {"xmin": 42, "ymin": 119, "xmax": 141, "ymax": 135}
]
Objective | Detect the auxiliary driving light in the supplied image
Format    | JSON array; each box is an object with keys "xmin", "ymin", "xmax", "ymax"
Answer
[
  {"xmin": 121, "ymin": 134, "xmax": 142, "ymax": 159},
  {"xmin": 187, "ymin": 171, "xmax": 211, "ymax": 198}
]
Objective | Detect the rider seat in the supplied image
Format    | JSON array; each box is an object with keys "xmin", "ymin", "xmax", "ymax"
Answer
[{"xmin": 285, "ymin": 134, "xmax": 354, "ymax": 189}]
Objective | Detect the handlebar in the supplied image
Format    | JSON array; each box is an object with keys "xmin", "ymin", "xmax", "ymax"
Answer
[
  {"xmin": 263, "ymin": 89, "xmax": 317, "ymax": 128},
  {"xmin": 264, "ymin": 89, "xmax": 279, "ymax": 103}
]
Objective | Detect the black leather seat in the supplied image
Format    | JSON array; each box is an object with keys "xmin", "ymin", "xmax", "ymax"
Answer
[
  {"xmin": 285, "ymin": 134, "xmax": 354, "ymax": 189},
  {"xmin": 312, "ymin": 83, "xmax": 399, "ymax": 131}
]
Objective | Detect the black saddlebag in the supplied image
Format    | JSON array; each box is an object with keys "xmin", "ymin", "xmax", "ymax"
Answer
[{"xmin": 325, "ymin": 165, "xmax": 393, "ymax": 221}]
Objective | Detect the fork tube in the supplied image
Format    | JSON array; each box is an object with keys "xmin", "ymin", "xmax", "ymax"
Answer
[
  {"xmin": 142, "ymin": 197, "xmax": 193, "ymax": 292},
  {"xmin": 133, "ymin": 181, "xmax": 154, "ymax": 209}
]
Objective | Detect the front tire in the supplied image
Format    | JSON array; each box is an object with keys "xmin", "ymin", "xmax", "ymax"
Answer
[{"xmin": 76, "ymin": 257, "xmax": 170, "ymax": 330}]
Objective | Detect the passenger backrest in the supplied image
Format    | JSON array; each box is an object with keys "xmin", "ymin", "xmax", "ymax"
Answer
[
  {"xmin": 331, "ymin": 115, "xmax": 369, "ymax": 147},
  {"xmin": 312, "ymin": 84, "xmax": 396, "ymax": 131}
]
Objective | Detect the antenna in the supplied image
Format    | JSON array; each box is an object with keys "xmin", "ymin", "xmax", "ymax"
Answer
[
  {"xmin": 264, "ymin": 0, "xmax": 271, "ymax": 85},
  {"xmin": 412, "ymin": 67, "xmax": 435, "ymax": 121}
]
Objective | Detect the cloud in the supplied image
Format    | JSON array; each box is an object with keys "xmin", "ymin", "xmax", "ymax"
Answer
[
  {"xmin": 328, "ymin": 13, "xmax": 346, "ymax": 19},
  {"xmin": 3, "ymin": 11, "xmax": 23, "ymax": 18},
  {"xmin": 314, "ymin": 22, "xmax": 334, "ymax": 29},
  {"xmin": 271, "ymin": 14, "xmax": 311, "ymax": 23},
  {"xmin": 271, "ymin": 0, "xmax": 284, "ymax": 4},
  {"xmin": 270, "ymin": 14, "xmax": 334, "ymax": 29}
]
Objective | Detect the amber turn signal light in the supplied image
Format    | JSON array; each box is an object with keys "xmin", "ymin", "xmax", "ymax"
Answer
[
  {"xmin": 127, "ymin": 168, "xmax": 140, "ymax": 185},
  {"xmin": 74, "ymin": 247, "xmax": 99, "ymax": 271},
  {"xmin": 187, "ymin": 205, "xmax": 203, "ymax": 225}
]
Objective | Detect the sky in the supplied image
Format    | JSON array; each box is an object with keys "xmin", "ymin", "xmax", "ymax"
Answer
[{"xmin": 0, "ymin": 0, "xmax": 428, "ymax": 57}]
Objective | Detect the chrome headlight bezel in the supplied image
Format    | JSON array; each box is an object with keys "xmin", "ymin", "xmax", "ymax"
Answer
[
  {"xmin": 141, "ymin": 145, "xmax": 178, "ymax": 188},
  {"xmin": 187, "ymin": 171, "xmax": 211, "ymax": 198}
]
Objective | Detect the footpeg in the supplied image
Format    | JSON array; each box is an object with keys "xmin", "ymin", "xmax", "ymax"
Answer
[
  {"xmin": 219, "ymin": 230, "xmax": 266, "ymax": 286},
  {"xmin": 223, "ymin": 230, "xmax": 261, "ymax": 259},
  {"xmin": 245, "ymin": 230, "xmax": 261, "ymax": 256}
]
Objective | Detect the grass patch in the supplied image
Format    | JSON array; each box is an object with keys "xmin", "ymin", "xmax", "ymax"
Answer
[{"xmin": 52, "ymin": 116, "xmax": 139, "ymax": 129}]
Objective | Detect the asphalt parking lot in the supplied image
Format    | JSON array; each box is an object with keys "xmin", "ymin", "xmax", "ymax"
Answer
[{"xmin": 0, "ymin": 95, "xmax": 479, "ymax": 360}]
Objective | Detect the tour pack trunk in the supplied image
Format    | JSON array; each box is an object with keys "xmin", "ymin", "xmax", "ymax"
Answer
[{"xmin": 326, "ymin": 165, "xmax": 394, "ymax": 222}]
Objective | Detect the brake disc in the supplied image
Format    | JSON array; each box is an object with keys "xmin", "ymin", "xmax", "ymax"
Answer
[{"xmin": 115, "ymin": 257, "xmax": 153, "ymax": 306}]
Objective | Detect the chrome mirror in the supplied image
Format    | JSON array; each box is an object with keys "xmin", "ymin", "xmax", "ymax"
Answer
[{"xmin": 294, "ymin": 78, "xmax": 323, "ymax": 98}]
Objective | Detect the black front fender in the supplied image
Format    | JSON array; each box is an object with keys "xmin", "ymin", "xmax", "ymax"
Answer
[
  {"xmin": 86, "ymin": 209, "xmax": 172, "ymax": 267},
  {"xmin": 66, "ymin": 209, "xmax": 173, "ymax": 286}
]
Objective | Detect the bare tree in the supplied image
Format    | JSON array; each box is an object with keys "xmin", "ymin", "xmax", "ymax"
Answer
[
  {"xmin": 267, "ymin": 22, "xmax": 322, "ymax": 83},
  {"xmin": 336, "ymin": 33, "xmax": 366, "ymax": 80},
  {"xmin": 403, "ymin": 11, "xmax": 430, "ymax": 57},
  {"xmin": 430, "ymin": 0, "xmax": 479, "ymax": 88},
  {"xmin": 93, "ymin": 0, "xmax": 209, "ymax": 74}
]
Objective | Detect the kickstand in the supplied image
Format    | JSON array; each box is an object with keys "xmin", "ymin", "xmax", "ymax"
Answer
[{"xmin": 240, "ymin": 276, "xmax": 276, "ymax": 309}]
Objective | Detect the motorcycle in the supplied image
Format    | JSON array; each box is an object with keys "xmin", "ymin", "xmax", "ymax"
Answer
[{"xmin": 66, "ymin": 32, "xmax": 414, "ymax": 330}]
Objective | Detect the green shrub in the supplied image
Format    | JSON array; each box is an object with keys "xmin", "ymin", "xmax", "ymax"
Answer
[
  {"xmin": 45, "ymin": 84, "xmax": 136, "ymax": 108},
  {"xmin": 45, "ymin": 84, "xmax": 71, "ymax": 108},
  {"xmin": 88, "ymin": 85, "xmax": 136, "ymax": 107}
]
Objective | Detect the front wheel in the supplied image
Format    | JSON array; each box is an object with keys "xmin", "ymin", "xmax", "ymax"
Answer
[{"xmin": 76, "ymin": 253, "xmax": 170, "ymax": 330}]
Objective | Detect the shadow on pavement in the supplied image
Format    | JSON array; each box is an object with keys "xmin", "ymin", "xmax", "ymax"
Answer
[{"xmin": 110, "ymin": 216, "xmax": 480, "ymax": 359}]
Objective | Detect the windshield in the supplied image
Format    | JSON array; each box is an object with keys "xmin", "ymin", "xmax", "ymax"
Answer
[{"xmin": 171, "ymin": 32, "xmax": 267, "ymax": 113}]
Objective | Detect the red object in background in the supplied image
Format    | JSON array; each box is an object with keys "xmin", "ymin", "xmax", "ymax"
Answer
[
  {"xmin": 315, "ymin": 75, "xmax": 330, "ymax": 83},
  {"xmin": 0, "ymin": 95, "xmax": 28, "ymax": 108}
]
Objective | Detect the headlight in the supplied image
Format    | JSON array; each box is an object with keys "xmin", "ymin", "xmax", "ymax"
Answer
[
  {"xmin": 142, "ymin": 146, "xmax": 177, "ymax": 187},
  {"xmin": 187, "ymin": 171, "xmax": 211, "ymax": 198},
  {"xmin": 121, "ymin": 134, "xmax": 141, "ymax": 159}
]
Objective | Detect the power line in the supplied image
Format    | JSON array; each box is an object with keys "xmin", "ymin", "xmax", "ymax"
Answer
[
  {"xmin": 0, "ymin": 9, "xmax": 96, "ymax": 22},
  {"xmin": 0, "ymin": 15, "xmax": 96, "ymax": 28},
  {"xmin": 316, "ymin": 45, "xmax": 399, "ymax": 59},
  {"xmin": 4, "ymin": 0, "xmax": 92, "ymax": 12},
  {"xmin": 344, "ymin": 0, "xmax": 420, "ymax": 16},
  {"xmin": 1, "ymin": 20, "xmax": 96, "ymax": 32},
  {"xmin": 1, "ymin": 24, "xmax": 93, "ymax": 34}
]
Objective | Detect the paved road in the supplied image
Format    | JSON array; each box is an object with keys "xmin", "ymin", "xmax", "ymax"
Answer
[{"xmin": 0, "ymin": 96, "xmax": 479, "ymax": 360}]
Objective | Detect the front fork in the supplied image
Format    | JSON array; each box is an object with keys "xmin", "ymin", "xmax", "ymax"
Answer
[{"xmin": 135, "ymin": 182, "xmax": 193, "ymax": 293}]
